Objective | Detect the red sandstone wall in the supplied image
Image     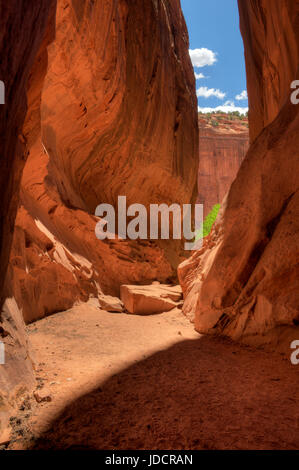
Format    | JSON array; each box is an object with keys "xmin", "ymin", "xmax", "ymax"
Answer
[
  {"xmin": 239, "ymin": 0, "xmax": 299, "ymax": 142},
  {"xmin": 0, "ymin": 1, "xmax": 56, "ymax": 305},
  {"xmin": 0, "ymin": 0, "xmax": 57, "ymax": 437}
]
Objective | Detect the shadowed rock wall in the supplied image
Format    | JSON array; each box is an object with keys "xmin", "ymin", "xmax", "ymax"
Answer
[{"xmin": 0, "ymin": 0, "xmax": 57, "ymax": 438}]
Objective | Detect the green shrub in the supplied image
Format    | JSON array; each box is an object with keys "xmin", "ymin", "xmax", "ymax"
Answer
[
  {"xmin": 194, "ymin": 203, "xmax": 221, "ymax": 241},
  {"xmin": 202, "ymin": 204, "xmax": 221, "ymax": 237}
]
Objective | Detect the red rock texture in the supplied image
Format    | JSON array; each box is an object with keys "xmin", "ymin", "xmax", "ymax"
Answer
[
  {"xmin": 42, "ymin": 0, "xmax": 198, "ymax": 214},
  {"xmin": 5, "ymin": 0, "xmax": 198, "ymax": 323},
  {"xmin": 179, "ymin": 0, "xmax": 299, "ymax": 351},
  {"xmin": 6, "ymin": 138, "xmax": 176, "ymax": 324},
  {"xmin": 197, "ymin": 113, "xmax": 249, "ymax": 216},
  {"xmin": 0, "ymin": 0, "xmax": 56, "ymax": 305},
  {"xmin": 0, "ymin": 0, "xmax": 57, "ymax": 438},
  {"xmin": 239, "ymin": 0, "xmax": 299, "ymax": 143}
]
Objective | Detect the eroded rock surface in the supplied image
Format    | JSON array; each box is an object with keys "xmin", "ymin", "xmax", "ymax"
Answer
[
  {"xmin": 121, "ymin": 284, "xmax": 182, "ymax": 315},
  {"xmin": 42, "ymin": 0, "xmax": 198, "ymax": 214},
  {"xmin": 0, "ymin": 0, "xmax": 57, "ymax": 439},
  {"xmin": 6, "ymin": 142, "xmax": 173, "ymax": 323},
  {"xmin": 179, "ymin": 0, "xmax": 299, "ymax": 351},
  {"xmin": 0, "ymin": 0, "xmax": 56, "ymax": 304},
  {"xmin": 98, "ymin": 295, "xmax": 124, "ymax": 313}
]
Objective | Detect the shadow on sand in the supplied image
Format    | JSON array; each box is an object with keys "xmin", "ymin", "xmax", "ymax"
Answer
[{"xmin": 29, "ymin": 335, "xmax": 299, "ymax": 450}]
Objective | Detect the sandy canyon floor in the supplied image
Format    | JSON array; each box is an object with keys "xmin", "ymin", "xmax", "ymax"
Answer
[{"xmin": 4, "ymin": 300, "xmax": 299, "ymax": 450}]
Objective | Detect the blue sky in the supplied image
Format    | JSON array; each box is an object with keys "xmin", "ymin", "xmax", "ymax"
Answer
[{"xmin": 181, "ymin": 0, "xmax": 248, "ymax": 114}]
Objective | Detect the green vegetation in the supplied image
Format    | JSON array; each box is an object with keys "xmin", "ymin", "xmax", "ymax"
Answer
[
  {"xmin": 198, "ymin": 110, "xmax": 248, "ymax": 120},
  {"xmin": 202, "ymin": 203, "xmax": 221, "ymax": 237},
  {"xmin": 195, "ymin": 203, "xmax": 221, "ymax": 241}
]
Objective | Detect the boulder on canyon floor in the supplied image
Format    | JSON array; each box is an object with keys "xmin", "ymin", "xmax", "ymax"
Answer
[
  {"xmin": 121, "ymin": 284, "xmax": 182, "ymax": 315},
  {"xmin": 98, "ymin": 294, "xmax": 124, "ymax": 313}
]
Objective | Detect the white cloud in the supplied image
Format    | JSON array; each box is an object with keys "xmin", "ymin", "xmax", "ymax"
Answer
[
  {"xmin": 196, "ymin": 86, "xmax": 226, "ymax": 100},
  {"xmin": 194, "ymin": 72, "xmax": 206, "ymax": 80},
  {"xmin": 223, "ymin": 100, "xmax": 235, "ymax": 106},
  {"xmin": 198, "ymin": 100, "xmax": 248, "ymax": 115},
  {"xmin": 189, "ymin": 48, "xmax": 217, "ymax": 68},
  {"xmin": 235, "ymin": 90, "xmax": 248, "ymax": 101}
]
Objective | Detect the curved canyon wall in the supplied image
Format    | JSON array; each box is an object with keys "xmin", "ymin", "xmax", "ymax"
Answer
[
  {"xmin": 42, "ymin": 0, "xmax": 198, "ymax": 213},
  {"xmin": 5, "ymin": 0, "xmax": 198, "ymax": 324},
  {"xmin": 179, "ymin": 0, "xmax": 299, "ymax": 352},
  {"xmin": 197, "ymin": 114, "xmax": 249, "ymax": 217}
]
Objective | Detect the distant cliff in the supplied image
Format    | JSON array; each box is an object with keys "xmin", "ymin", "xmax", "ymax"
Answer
[{"xmin": 197, "ymin": 113, "xmax": 249, "ymax": 217}]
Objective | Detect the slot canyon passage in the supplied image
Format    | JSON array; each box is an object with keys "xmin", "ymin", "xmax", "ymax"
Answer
[{"xmin": 0, "ymin": 0, "xmax": 298, "ymax": 451}]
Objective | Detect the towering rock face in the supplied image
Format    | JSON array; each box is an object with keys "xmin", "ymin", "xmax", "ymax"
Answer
[
  {"xmin": 0, "ymin": 0, "xmax": 57, "ymax": 439},
  {"xmin": 197, "ymin": 114, "xmax": 249, "ymax": 216},
  {"xmin": 179, "ymin": 0, "xmax": 299, "ymax": 352},
  {"xmin": 6, "ymin": 0, "xmax": 198, "ymax": 323},
  {"xmin": 42, "ymin": 0, "xmax": 198, "ymax": 213}
]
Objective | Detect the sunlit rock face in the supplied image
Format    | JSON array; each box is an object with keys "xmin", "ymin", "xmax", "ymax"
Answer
[
  {"xmin": 6, "ymin": 0, "xmax": 198, "ymax": 323},
  {"xmin": 179, "ymin": 0, "xmax": 299, "ymax": 351},
  {"xmin": 42, "ymin": 0, "xmax": 198, "ymax": 214},
  {"xmin": 197, "ymin": 114, "xmax": 249, "ymax": 217},
  {"xmin": 7, "ymin": 138, "xmax": 176, "ymax": 324},
  {"xmin": 0, "ymin": 0, "xmax": 57, "ymax": 439}
]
